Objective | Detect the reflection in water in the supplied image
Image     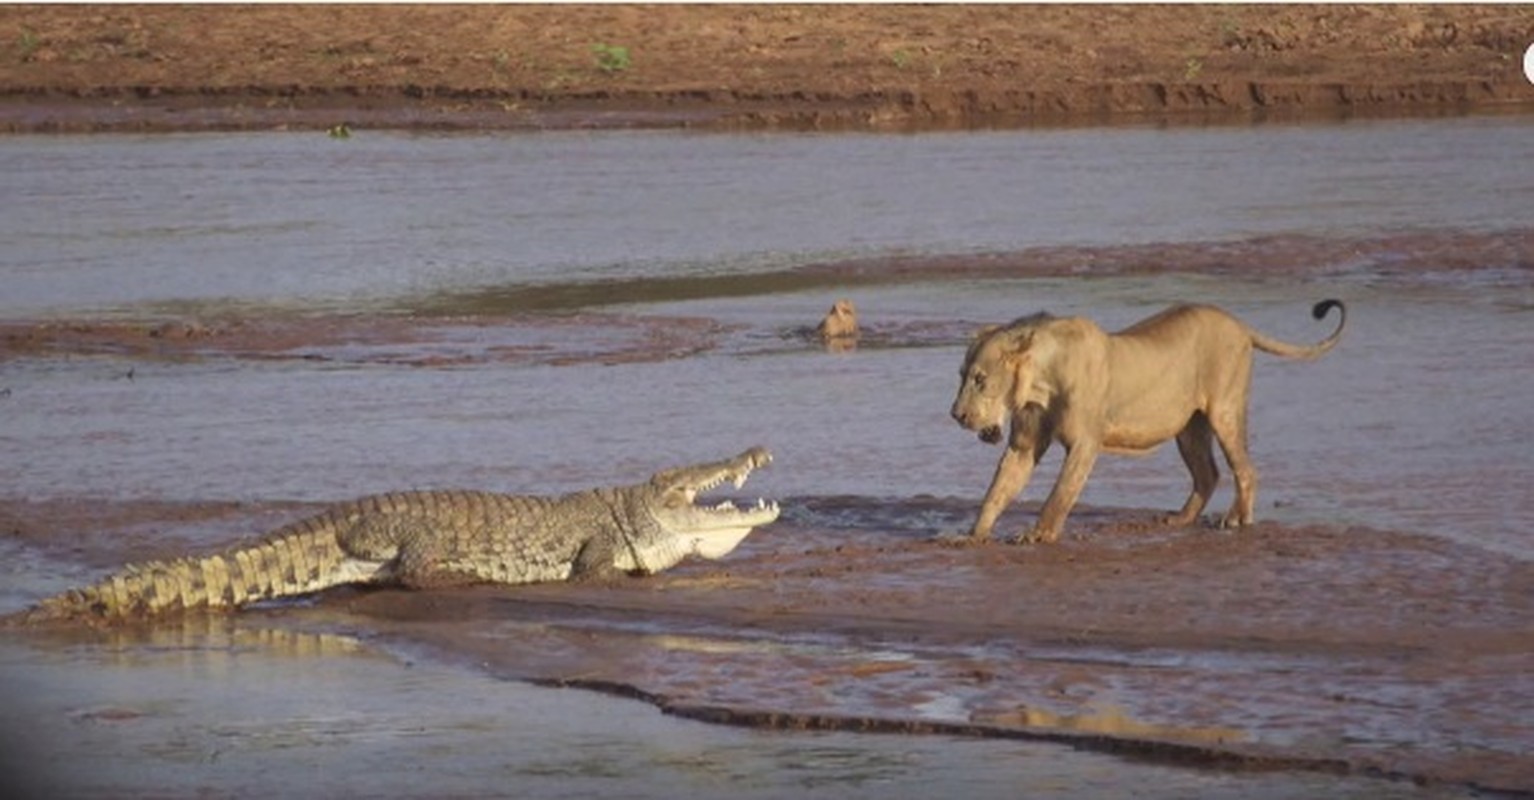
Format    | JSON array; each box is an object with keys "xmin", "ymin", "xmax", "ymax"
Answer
[
  {"xmin": 823, "ymin": 336, "xmax": 858, "ymax": 355},
  {"xmin": 93, "ymin": 618, "xmax": 371, "ymax": 666}
]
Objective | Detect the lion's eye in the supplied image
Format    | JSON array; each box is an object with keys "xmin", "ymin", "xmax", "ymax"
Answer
[{"xmin": 972, "ymin": 372, "xmax": 986, "ymax": 389}]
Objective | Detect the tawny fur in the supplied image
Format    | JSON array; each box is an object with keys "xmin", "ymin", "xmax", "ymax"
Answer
[
  {"xmin": 950, "ymin": 300, "xmax": 1346, "ymax": 543},
  {"xmin": 816, "ymin": 299, "xmax": 859, "ymax": 341}
]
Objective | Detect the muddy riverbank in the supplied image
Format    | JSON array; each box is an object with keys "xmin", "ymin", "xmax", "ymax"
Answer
[
  {"xmin": 3, "ymin": 5, "xmax": 1533, "ymax": 132},
  {"xmin": 5, "ymin": 493, "xmax": 1531, "ymax": 795}
]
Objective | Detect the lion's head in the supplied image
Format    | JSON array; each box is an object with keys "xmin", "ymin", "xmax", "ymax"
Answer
[
  {"xmin": 816, "ymin": 298, "xmax": 859, "ymax": 341},
  {"xmin": 950, "ymin": 315, "xmax": 1052, "ymax": 444}
]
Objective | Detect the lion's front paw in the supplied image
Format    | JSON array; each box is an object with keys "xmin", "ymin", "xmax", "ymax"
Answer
[
  {"xmin": 1161, "ymin": 512, "xmax": 1198, "ymax": 528},
  {"xmin": 1014, "ymin": 527, "xmax": 1060, "ymax": 545},
  {"xmin": 1216, "ymin": 512, "xmax": 1252, "ymax": 530}
]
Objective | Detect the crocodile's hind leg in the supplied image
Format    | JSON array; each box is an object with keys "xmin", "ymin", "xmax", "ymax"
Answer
[
  {"xmin": 389, "ymin": 531, "xmax": 486, "ymax": 589},
  {"xmin": 336, "ymin": 514, "xmax": 480, "ymax": 590}
]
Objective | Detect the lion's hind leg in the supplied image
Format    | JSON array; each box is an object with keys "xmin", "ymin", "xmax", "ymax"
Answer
[
  {"xmin": 1208, "ymin": 403, "xmax": 1258, "ymax": 528},
  {"xmin": 1166, "ymin": 412, "xmax": 1219, "ymax": 526}
]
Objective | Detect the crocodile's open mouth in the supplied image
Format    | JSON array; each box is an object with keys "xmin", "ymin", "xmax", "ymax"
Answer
[
  {"xmin": 656, "ymin": 447, "xmax": 780, "ymax": 560},
  {"xmin": 683, "ymin": 448, "xmax": 780, "ymax": 524}
]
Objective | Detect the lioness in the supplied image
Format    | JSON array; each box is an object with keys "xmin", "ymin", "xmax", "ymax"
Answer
[
  {"xmin": 816, "ymin": 298, "xmax": 859, "ymax": 341},
  {"xmin": 950, "ymin": 300, "xmax": 1346, "ymax": 543}
]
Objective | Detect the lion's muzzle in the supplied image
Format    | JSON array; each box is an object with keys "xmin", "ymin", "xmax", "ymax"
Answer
[{"xmin": 952, "ymin": 405, "xmax": 1001, "ymax": 444}]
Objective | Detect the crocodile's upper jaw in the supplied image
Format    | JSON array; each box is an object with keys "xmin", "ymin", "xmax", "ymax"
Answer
[{"xmin": 643, "ymin": 446, "xmax": 781, "ymax": 561}]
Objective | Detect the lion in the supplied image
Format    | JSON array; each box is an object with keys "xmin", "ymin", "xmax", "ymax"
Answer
[
  {"xmin": 816, "ymin": 299, "xmax": 859, "ymax": 342},
  {"xmin": 949, "ymin": 300, "xmax": 1346, "ymax": 543}
]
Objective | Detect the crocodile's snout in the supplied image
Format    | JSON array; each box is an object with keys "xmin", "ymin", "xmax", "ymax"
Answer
[{"xmin": 744, "ymin": 447, "xmax": 772, "ymax": 469}]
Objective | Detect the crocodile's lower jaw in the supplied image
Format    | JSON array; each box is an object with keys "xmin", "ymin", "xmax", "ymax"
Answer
[
  {"xmin": 686, "ymin": 525, "xmax": 760, "ymax": 560},
  {"xmin": 660, "ymin": 500, "xmax": 781, "ymax": 561}
]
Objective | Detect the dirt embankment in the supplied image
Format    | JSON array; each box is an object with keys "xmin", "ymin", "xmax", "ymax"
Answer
[{"xmin": 2, "ymin": 4, "xmax": 1532, "ymax": 132}]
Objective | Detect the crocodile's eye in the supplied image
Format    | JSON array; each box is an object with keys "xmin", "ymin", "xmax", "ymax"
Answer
[{"xmin": 661, "ymin": 487, "xmax": 691, "ymax": 508}]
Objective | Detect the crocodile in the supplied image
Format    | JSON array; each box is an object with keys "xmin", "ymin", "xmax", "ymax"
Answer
[{"xmin": 14, "ymin": 447, "xmax": 778, "ymax": 624}]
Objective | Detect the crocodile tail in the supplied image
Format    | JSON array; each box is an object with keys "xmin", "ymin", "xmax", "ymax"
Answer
[
  {"xmin": 1249, "ymin": 299, "xmax": 1347, "ymax": 361},
  {"xmin": 18, "ymin": 521, "xmax": 358, "ymax": 624}
]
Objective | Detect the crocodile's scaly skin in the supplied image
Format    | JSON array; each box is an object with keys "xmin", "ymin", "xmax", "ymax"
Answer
[{"xmin": 16, "ymin": 448, "xmax": 778, "ymax": 624}]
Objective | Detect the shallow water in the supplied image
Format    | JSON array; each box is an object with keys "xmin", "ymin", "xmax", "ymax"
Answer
[
  {"xmin": 0, "ymin": 625, "xmax": 1468, "ymax": 799},
  {"xmin": 2, "ymin": 117, "xmax": 1532, "ymax": 794}
]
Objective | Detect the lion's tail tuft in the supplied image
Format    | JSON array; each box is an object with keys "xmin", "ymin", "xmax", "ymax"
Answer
[{"xmin": 1251, "ymin": 299, "xmax": 1346, "ymax": 361}]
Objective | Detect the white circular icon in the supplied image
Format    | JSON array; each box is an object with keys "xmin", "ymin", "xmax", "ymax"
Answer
[{"xmin": 1525, "ymin": 42, "xmax": 1534, "ymax": 85}]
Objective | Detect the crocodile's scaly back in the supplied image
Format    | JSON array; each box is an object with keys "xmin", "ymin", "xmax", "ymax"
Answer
[{"xmin": 340, "ymin": 490, "xmax": 596, "ymax": 588}]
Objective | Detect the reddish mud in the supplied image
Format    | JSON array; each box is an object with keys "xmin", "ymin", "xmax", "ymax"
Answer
[
  {"xmin": 0, "ymin": 312, "xmax": 734, "ymax": 369},
  {"xmin": 8, "ymin": 494, "xmax": 1531, "ymax": 794},
  {"xmin": 2, "ymin": 5, "xmax": 1533, "ymax": 132}
]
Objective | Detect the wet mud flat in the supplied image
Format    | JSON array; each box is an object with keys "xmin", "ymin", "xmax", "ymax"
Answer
[
  {"xmin": 357, "ymin": 507, "xmax": 1534, "ymax": 794},
  {"xmin": 4, "ymin": 493, "xmax": 1531, "ymax": 796}
]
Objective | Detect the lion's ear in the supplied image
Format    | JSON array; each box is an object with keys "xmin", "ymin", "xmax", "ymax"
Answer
[
  {"xmin": 970, "ymin": 324, "xmax": 1001, "ymax": 342},
  {"xmin": 1003, "ymin": 349, "xmax": 1033, "ymax": 371},
  {"xmin": 1006, "ymin": 350, "xmax": 1036, "ymax": 407},
  {"xmin": 1003, "ymin": 329, "xmax": 1036, "ymax": 369}
]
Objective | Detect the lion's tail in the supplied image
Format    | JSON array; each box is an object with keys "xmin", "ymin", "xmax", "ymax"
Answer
[{"xmin": 1249, "ymin": 299, "xmax": 1346, "ymax": 361}]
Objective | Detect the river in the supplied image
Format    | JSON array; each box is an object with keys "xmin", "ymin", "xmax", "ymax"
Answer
[{"xmin": 1, "ymin": 115, "xmax": 1530, "ymax": 796}]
